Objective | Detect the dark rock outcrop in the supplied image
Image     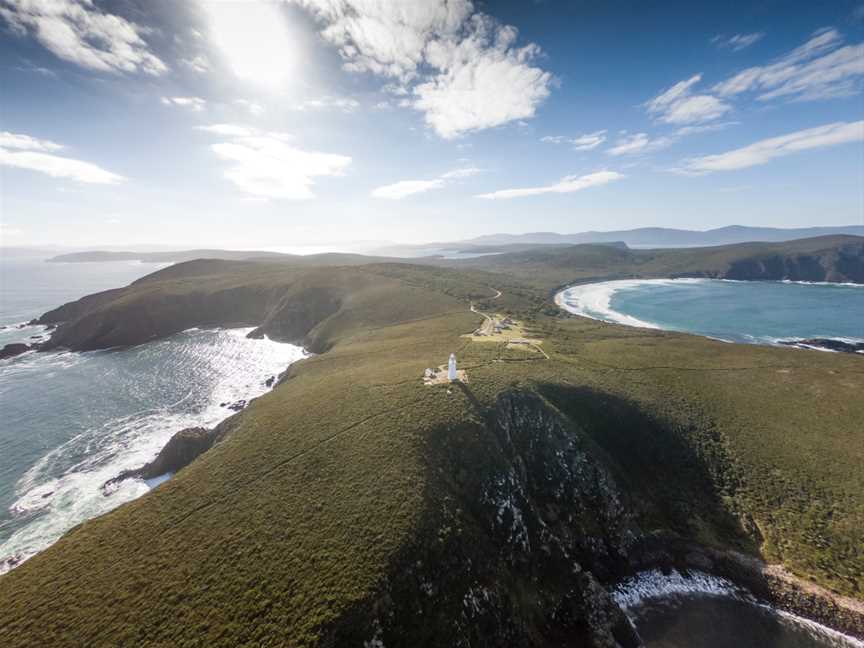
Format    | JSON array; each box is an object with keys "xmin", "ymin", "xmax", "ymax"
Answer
[
  {"xmin": 103, "ymin": 427, "xmax": 218, "ymax": 490},
  {"xmin": 1, "ymin": 343, "xmax": 32, "ymax": 360},
  {"xmin": 780, "ymin": 338, "xmax": 864, "ymax": 354},
  {"xmin": 327, "ymin": 389, "xmax": 643, "ymax": 647}
]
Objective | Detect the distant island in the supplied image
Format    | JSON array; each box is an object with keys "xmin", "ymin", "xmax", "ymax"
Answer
[{"xmin": 45, "ymin": 249, "xmax": 290, "ymax": 264}]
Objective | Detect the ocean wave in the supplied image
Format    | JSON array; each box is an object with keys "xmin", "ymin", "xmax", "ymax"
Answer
[
  {"xmin": 0, "ymin": 327, "xmax": 306, "ymax": 574},
  {"xmin": 556, "ymin": 279, "xmax": 699, "ymax": 329},
  {"xmin": 781, "ymin": 279, "xmax": 864, "ymax": 288},
  {"xmin": 614, "ymin": 569, "xmax": 864, "ymax": 647}
]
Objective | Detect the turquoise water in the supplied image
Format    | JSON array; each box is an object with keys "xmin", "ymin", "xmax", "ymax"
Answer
[
  {"xmin": 558, "ymin": 279, "xmax": 864, "ymax": 345},
  {"xmin": 0, "ymin": 257, "xmax": 304, "ymax": 573}
]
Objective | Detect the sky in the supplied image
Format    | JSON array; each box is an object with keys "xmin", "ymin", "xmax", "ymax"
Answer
[{"xmin": 1, "ymin": 0, "xmax": 863, "ymax": 250}]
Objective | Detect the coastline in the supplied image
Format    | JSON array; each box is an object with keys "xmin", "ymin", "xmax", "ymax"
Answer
[
  {"xmin": 554, "ymin": 278, "xmax": 864, "ymax": 351},
  {"xmin": 619, "ymin": 536, "xmax": 864, "ymax": 641},
  {"xmin": 0, "ymin": 327, "xmax": 306, "ymax": 575},
  {"xmin": 554, "ymin": 280, "xmax": 864, "ymax": 638}
]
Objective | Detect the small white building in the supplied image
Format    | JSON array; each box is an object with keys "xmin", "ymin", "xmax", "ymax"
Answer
[{"xmin": 448, "ymin": 353, "xmax": 457, "ymax": 381}]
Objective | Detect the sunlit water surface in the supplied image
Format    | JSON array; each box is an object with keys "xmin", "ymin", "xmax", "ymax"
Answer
[{"xmin": 0, "ymin": 258, "xmax": 304, "ymax": 572}]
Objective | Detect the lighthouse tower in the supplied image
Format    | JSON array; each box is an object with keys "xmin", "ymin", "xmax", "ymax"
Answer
[{"xmin": 448, "ymin": 353, "xmax": 457, "ymax": 381}]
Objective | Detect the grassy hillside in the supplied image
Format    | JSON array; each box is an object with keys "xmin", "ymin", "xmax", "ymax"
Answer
[
  {"xmin": 448, "ymin": 235, "xmax": 864, "ymax": 288},
  {"xmin": 2, "ymin": 239, "xmax": 862, "ymax": 645}
]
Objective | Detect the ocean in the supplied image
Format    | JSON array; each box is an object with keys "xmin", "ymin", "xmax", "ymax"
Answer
[
  {"xmin": 0, "ymin": 256, "xmax": 304, "ymax": 573},
  {"xmin": 557, "ymin": 278, "xmax": 864, "ymax": 346}
]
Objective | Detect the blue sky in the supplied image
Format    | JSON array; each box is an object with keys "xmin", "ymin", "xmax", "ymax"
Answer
[{"xmin": 1, "ymin": 0, "xmax": 863, "ymax": 250}]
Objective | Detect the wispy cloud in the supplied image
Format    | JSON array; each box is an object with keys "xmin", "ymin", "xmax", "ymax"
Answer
[
  {"xmin": 476, "ymin": 170, "xmax": 623, "ymax": 200},
  {"xmin": 607, "ymin": 133, "xmax": 674, "ymax": 156},
  {"xmin": 161, "ymin": 97, "xmax": 207, "ymax": 112},
  {"xmin": 372, "ymin": 166, "xmax": 481, "ymax": 199},
  {"xmin": 646, "ymin": 74, "xmax": 732, "ymax": 124},
  {"xmin": 712, "ymin": 32, "xmax": 765, "ymax": 51},
  {"xmin": 293, "ymin": 2, "xmax": 552, "ymax": 138},
  {"xmin": 196, "ymin": 124, "xmax": 258, "ymax": 137},
  {"xmin": 712, "ymin": 28, "xmax": 864, "ymax": 102},
  {"xmin": 0, "ymin": 0, "xmax": 166, "ymax": 75},
  {"xmin": 181, "ymin": 55, "xmax": 210, "ymax": 74},
  {"xmin": 0, "ymin": 131, "xmax": 124, "ymax": 184},
  {"xmin": 677, "ymin": 120, "xmax": 864, "ymax": 174},
  {"xmin": 0, "ymin": 131, "xmax": 64, "ymax": 152},
  {"xmin": 235, "ymin": 100, "xmax": 264, "ymax": 116},
  {"xmin": 541, "ymin": 130, "xmax": 607, "ymax": 151},
  {"xmin": 295, "ymin": 96, "xmax": 360, "ymax": 112},
  {"xmin": 199, "ymin": 125, "xmax": 350, "ymax": 199}
]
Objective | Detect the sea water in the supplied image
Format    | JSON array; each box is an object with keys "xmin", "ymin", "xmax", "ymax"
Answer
[
  {"xmin": 614, "ymin": 570, "xmax": 863, "ymax": 647},
  {"xmin": 0, "ymin": 257, "xmax": 305, "ymax": 573},
  {"xmin": 557, "ymin": 279, "xmax": 864, "ymax": 346}
]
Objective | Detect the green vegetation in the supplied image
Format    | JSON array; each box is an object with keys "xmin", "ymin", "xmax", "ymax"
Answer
[
  {"xmin": 446, "ymin": 234, "xmax": 864, "ymax": 288},
  {"xmin": 1, "ymin": 236, "xmax": 862, "ymax": 646}
]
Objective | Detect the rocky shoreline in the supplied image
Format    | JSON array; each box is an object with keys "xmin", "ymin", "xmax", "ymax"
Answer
[
  {"xmin": 779, "ymin": 338, "xmax": 864, "ymax": 354},
  {"xmin": 623, "ymin": 535, "xmax": 864, "ymax": 640}
]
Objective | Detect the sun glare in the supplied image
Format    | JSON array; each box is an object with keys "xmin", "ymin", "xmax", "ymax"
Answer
[{"xmin": 202, "ymin": 1, "xmax": 296, "ymax": 88}]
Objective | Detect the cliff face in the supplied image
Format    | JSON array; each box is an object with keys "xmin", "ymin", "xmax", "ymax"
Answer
[
  {"xmin": 327, "ymin": 389, "xmax": 642, "ymax": 647},
  {"xmin": 720, "ymin": 241, "xmax": 864, "ymax": 282}
]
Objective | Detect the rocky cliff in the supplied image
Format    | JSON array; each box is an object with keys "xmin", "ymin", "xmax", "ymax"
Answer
[{"xmin": 325, "ymin": 389, "xmax": 644, "ymax": 647}]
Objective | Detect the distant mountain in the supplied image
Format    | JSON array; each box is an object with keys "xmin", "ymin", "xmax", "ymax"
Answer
[
  {"xmin": 373, "ymin": 225, "xmax": 864, "ymax": 256},
  {"xmin": 459, "ymin": 225, "xmax": 864, "ymax": 248}
]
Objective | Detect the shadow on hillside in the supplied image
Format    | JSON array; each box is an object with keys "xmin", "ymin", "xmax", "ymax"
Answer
[
  {"xmin": 454, "ymin": 380, "xmax": 484, "ymax": 419},
  {"xmin": 536, "ymin": 382, "xmax": 756, "ymax": 552}
]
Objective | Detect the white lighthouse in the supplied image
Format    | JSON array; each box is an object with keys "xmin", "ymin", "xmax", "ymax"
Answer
[{"xmin": 448, "ymin": 353, "xmax": 457, "ymax": 381}]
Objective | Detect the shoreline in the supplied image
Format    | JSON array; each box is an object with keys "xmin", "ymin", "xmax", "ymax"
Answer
[
  {"xmin": 618, "ymin": 537, "xmax": 864, "ymax": 641},
  {"xmin": 554, "ymin": 278, "xmax": 864, "ymax": 351},
  {"xmin": 0, "ymin": 327, "xmax": 306, "ymax": 575}
]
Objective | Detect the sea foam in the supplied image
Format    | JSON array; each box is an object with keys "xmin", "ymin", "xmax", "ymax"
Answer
[{"xmin": 0, "ymin": 328, "xmax": 305, "ymax": 574}]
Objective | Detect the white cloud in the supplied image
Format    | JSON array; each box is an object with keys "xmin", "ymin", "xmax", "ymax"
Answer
[
  {"xmin": 200, "ymin": 126, "xmax": 350, "ymax": 199},
  {"xmin": 439, "ymin": 166, "xmax": 481, "ymax": 179},
  {"xmin": 412, "ymin": 16, "xmax": 551, "ymax": 138},
  {"xmin": 371, "ymin": 179, "xmax": 444, "ymax": 199},
  {"xmin": 712, "ymin": 32, "xmax": 765, "ymax": 51},
  {"xmin": 196, "ymin": 124, "xmax": 259, "ymax": 137},
  {"xmin": 181, "ymin": 55, "xmax": 210, "ymax": 74},
  {"xmin": 295, "ymin": 0, "xmax": 473, "ymax": 80},
  {"xmin": 235, "ymin": 99, "xmax": 265, "ymax": 116},
  {"xmin": 161, "ymin": 96, "xmax": 207, "ymax": 112},
  {"xmin": 292, "ymin": 2, "xmax": 552, "ymax": 138},
  {"xmin": 674, "ymin": 121, "xmax": 738, "ymax": 137},
  {"xmin": 0, "ymin": 131, "xmax": 63, "ymax": 152},
  {"xmin": 607, "ymin": 132, "xmax": 674, "ymax": 156},
  {"xmin": 372, "ymin": 166, "xmax": 480, "ymax": 199},
  {"xmin": 0, "ymin": 131, "xmax": 124, "ymax": 184},
  {"xmin": 646, "ymin": 74, "xmax": 732, "ymax": 124},
  {"xmin": 678, "ymin": 120, "xmax": 864, "ymax": 174},
  {"xmin": 295, "ymin": 96, "xmax": 360, "ymax": 112},
  {"xmin": 0, "ymin": 0, "xmax": 166, "ymax": 75},
  {"xmin": 712, "ymin": 28, "xmax": 864, "ymax": 102},
  {"xmin": 476, "ymin": 170, "xmax": 624, "ymax": 200},
  {"xmin": 541, "ymin": 130, "xmax": 607, "ymax": 150}
]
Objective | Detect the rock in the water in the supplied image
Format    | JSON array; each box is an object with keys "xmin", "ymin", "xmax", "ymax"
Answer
[
  {"xmin": 780, "ymin": 338, "xmax": 864, "ymax": 354},
  {"xmin": 265, "ymin": 375, "xmax": 275, "ymax": 388},
  {"xmin": 103, "ymin": 427, "xmax": 218, "ymax": 491},
  {"xmin": 227, "ymin": 400, "xmax": 247, "ymax": 411},
  {"xmin": 0, "ymin": 343, "xmax": 31, "ymax": 360}
]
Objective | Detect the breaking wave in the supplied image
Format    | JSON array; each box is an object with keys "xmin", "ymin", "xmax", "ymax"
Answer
[{"xmin": 0, "ymin": 328, "xmax": 305, "ymax": 574}]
